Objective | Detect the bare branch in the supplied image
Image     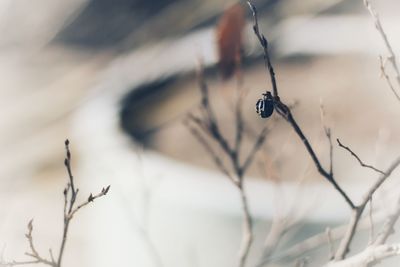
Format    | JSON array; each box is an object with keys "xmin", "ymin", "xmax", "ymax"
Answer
[
  {"xmin": 326, "ymin": 228, "xmax": 335, "ymax": 260},
  {"xmin": 188, "ymin": 48, "xmax": 276, "ymax": 266},
  {"xmin": 374, "ymin": 195, "xmax": 400, "ymax": 245},
  {"xmin": 335, "ymin": 156, "xmax": 400, "ymax": 259},
  {"xmin": 379, "ymin": 56, "xmax": 400, "ymax": 102},
  {"xmin": 68, "ymin": 186, "xmax": 110, "ymax": 220},
  {"xmin": 247, "ymin": 1, "xmax": 279, "ymax": 98},
  {"xmin": 24, "ymin": 220, "xmax": 55, "ymax": 267},
  {"xmin": 249, "ymin": 1, "xmax": 400, "ymax": 262},
  {"xmin": 337, "ymin": 138, "xmax": 386, "ymax": 175},
  {"xmin": 326, "ymin": 243, "xmax": 400, "ymax": 267},
  {"xmin": 363, "ymin": 0, "xmax": 400, "ymax": 87},
  {"xmin": 276, "ymin": 102, "xmax": 355, "ymax": 209},
  {"xmin": 362, "ymin": 157, "xmax": 400, "ymax": 206},
  {"xmin": 1, "ymin": 140, "xmax": 110, "ymax": 267},
  {"xmin": 241, "ymin": 126, "xmax": 269, "ymax": 174},
  {"xmin": 237, "ymin": 187, "xmax": 253, "ymax": 267},
  {"xmin": 368, "ymin": 198, "xmax": 375, "ymax": 244},
  {"xmin": 184, "ymin": 120, "xmax": 238, "ymax": 185},
  {"xmin": 247, "ymin": 2, "xmax": 355, "ymax": 210},
  {"xmin": 57, "ymin": 140, "xmax": 110, "ymax": 267},
  {"xmin": 320, "ymin": 100, "xmax": 333, "ymax": 176}
]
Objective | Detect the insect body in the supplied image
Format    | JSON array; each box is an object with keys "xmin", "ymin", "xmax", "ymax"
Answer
[{"xmin": 255, "ymin": 91, "xmax": 274, "ymax": 118}]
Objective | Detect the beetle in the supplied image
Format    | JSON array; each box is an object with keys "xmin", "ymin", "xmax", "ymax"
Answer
[{"xmin": 255, "ymin": 91, "xmax": 274, "ymax": 118}]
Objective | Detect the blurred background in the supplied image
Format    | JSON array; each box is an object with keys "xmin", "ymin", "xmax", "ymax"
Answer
[{"xmin": 0, "ymin": 0, "xmax": 400, "ymax": 266}]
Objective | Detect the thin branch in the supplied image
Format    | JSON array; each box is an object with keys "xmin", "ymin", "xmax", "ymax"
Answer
[
  {"xmin": 379, "ymin": 56, "xmax": 400, "ymax": 102},
  {"xmin": 1, "ymin": 140, "xmax": 110, "ymax": 267},
  {"xmin": 241, "ymin": 126, "xmax": 269, "ymax": 174},
  {"xmin": 277, "ymin": 102, "xmax": 355, "ymax": 209},
  {"xmin": 270, "ymin": 217, "xmax": 371, "ymax": 263},
  {"xmin": 184, "ymin": 120, "xmax": 238, "ymax": 184},
  {"xmin": 57, "ymin": 140, "xmax": 110, "ymax": 267},
  {"xmin": 320, "ymin": 100, "xmax": 333, "ymax": 176},
  {"xmin": 188, "ymin": 59, "xmax": 264, "ymax": 267},
  {"xmin": 234, "ymin": 87, "xmax": 245, "ymax": 157},
  {"xmin": 374, "ymin": 193, "xmax": 400, "ymax": 245},
  {"xmin": 368, "ymin": 198, "xmax": 375, "ymax": 245},
  {"xmin": 196, "ymin": 65, "xmax": 234, "ymax": 160},
  {"xmin": 247, "ymin": 1, "xmax": 279, "ymax": 98},
  {"xmin": 362, "ymin": 157, "xmax": 400, "ymax": 206},
  {"xmin": 237, "ymin": 186, "xmax": 253, "ymax": 267},
  {"xmin": 363, "ymin": 0, "xmax": 400, "ymax": 87},
  {"xmin": 24, "ymin": 220, "xmax": 55, "ymax": 267},
  {"xmin": 68, "ymin": 186, "xmax": 110, "ymax": 220},
  {"xmin": 247, "ymin": 1, "xmax": 354, "ymax": 210},
  {"xmin": 326, "ymin": 243, "xmax": 400, "ymax": 267},
  {"xmin": 248, "ymin": 1, "xmax": 400, "ymax": 262},
  {"xmin": 326, "ymin": 228, "xmax": 335, "ymax": 260},
  {"xmin": 334, "ymin": 156, "xmax": 400, "ymax": 260},
  {"xmin": 337, "ymin": 138, "xmax": 386, "ymax": 175},
  {"xmin": 63, "ymin": 140, "xmax": 77, "ymax": 214}
]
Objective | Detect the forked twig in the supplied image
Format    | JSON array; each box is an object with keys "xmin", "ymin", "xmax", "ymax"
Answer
[
  {"xmin": 247, "ymin": 0, "xmax": 400, "ymax": 261},
  {"xmin": 185, "ymin": 59, "xmax": 269, "ymax": 267},
  {"xmin": 0, "ymin": 140, "xmax": 110, "ymax": 267},
  {"xmin": 363, "ymin": 0, "xmax": 400, "ymax": 86}
]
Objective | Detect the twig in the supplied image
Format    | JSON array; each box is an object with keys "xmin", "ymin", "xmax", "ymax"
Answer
[
  {"xmin": 248, "ymin": 1, "xmax": 400, "ymax": 262},
  {"xmin": 379, "ymin": 56, "xmax": 400, "ymax": 102},
  {"xmin": 326, "ymin": 228, "xmax": 335, "ymax": 260},
  {"xmin": 241, "ymin": 126, "xmax": 269, "ymax": 174},
  {"xmin": 334, "ymin": 157, "xmax": 400, "ymax": 259},
  {"xmin": 363, "ymin": 0, "xmax": 400, "ymax": 87},
  {"xmin": 57, "ymin": 140, "xmax": 110, "ymax": 266},
  {"xmin": 186, "ymin": 57, "xmax": 271, "ymax": 267},
  {"xmin": 374, "ymin": 195, "xmax": 400, "ymax": 245},
  {"xmin": 270, "ymin": 217, "xmax": 370, "ymax": 263},
  {"xmin": 0, "ymin": 223, "xmax": 56, "ymax": 267},
  {"xmin": 68, "ymin": 185, "xmax": 111, "ymax": 220},
  {"xmin": 247, "ymin": 1, "xmax": 354, "ymax": 210},
  {"xmin": 237, "ymin": 186, "xmax": 253, "ymax": 267},
  {"xmin": 320, "ymin": 100, "xmax": 333, "ymax": 176},
  {"xmin": 0, "ymin": 140, "xmax": 110, "ymax": 267},
  {"xmin": 325, "ymin": 243, "xmax": 400, "ymax": 267},
  {"xmin": 336, "ymin": 139, "xmax": 386, "ymax": 175},
  {"xmin": 246, "ymin": 1, "xmax": 278, "ymax": 98},
  {"xmin": 184, "ymin": 119, "xmax": 238, "ymax": 184},
  {"xmin": 368, "ymin": 198, "xmax": 375, "ymax": 244}
]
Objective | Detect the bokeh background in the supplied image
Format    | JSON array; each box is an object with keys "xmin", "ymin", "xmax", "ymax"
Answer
[{"xmin": 0, "ymin": 0, "xmax": 400, "ymax": 266}]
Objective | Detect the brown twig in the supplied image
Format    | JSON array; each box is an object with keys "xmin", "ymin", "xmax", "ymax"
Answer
[
  {"xmin": 247, "ymin": 1, "xmax": 278, "ymax": 98},
  {"xmin": 184, "ymin": 119, "xmax": 238, "ymax": 184},
  {"xmin": 185, "ymin": 59, "xmax": 270, "ymax": 267},
  {"xmin": 248, "ymin": 0, "xmax": 400, "ymax": 261},
  {"xmin": 0, "ymin": 140, "xmax": 110, "ymax": 267},
  {"xmin": 336, "ymin": 138, "xmax": 386, "ymax": 175},
  {"xmin": 247, "ymin": 1, "xmax": 355, "ymax": 210}
]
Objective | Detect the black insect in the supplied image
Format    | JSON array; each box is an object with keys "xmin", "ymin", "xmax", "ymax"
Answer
[{"xmin": 255, "ymin": 91, "xmax": 274, "ymax": 118}]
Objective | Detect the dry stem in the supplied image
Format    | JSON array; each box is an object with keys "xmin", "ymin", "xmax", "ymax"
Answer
[
  {"xmin": 0, "ymin": 140, "xmax": 110, "ymax": 267},
  {"xmin": 247, "ymin": 0, "xmax": 400, "ymax": 261},
  {"xmin": 185, "ymin": 61, "xmax": 269, "ymax": 267}
]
